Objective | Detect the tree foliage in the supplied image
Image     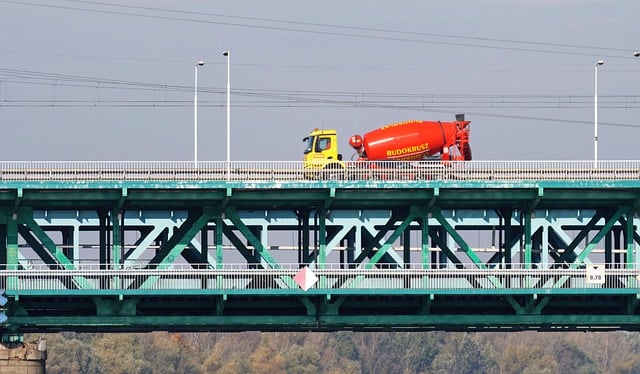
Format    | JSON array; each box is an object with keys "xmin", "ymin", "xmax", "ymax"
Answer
[
  {"xmin": 32, "ymin": 330, "xmax": 640, "ymax": 373},
  {"xmin": 429, "ymin": 334, "xmax": 494, "ymax": 374}
]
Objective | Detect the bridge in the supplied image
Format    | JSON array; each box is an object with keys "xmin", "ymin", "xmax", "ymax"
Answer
[{"xmin": 1, "ymin": 160, "xmax": 640, "ymax": 333}]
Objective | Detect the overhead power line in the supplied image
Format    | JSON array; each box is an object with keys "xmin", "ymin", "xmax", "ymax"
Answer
[
  {"xmin": 56, "ymin": 0, "xmax": 636, "ymax": 54},
  {"xmin": 3, "ymin": 69, "xmax": 640, "ymax": 108},
  {"xmin": 1, "ymin": 98, "xmax": 636, "ymax": 129},
  {"xmin": 2, "ymin": 68, "xmax": 639, "ymax": 129},
  {"xmin": 1, "ymin": 0, "xmax": 637, "ymax": 59},
  {"xmin": 3, "ymin": 67, "xmax": 640, "ymax": 98}
]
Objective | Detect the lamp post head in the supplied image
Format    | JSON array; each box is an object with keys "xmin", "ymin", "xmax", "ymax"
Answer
[
  {"xmin": 596, "ymin": 60, "xmax": 604, "ymax": 66},
  {"xmin": 222, "ymin": 51, "xmax": 229, "ymax": 57},
  {"xmin": 196, "ymin": 61, "xmax": 205, "ymax": 67},
  {"xmin": 634, "ymin": 51, "xmax": 640, "ymax": 57}
]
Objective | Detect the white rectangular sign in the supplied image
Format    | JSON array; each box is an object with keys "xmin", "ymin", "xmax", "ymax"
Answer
[{"xmin": 586, "ymin": 264, "xmax": 605, "ymax": 285}]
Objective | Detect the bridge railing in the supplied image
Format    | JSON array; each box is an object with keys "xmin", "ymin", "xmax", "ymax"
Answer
[
  {"xmin": 0, "ymin": 160, "xmax": 639, "ymax": 181},
  {"xmin": 1, "ymin": 265, "xmax": 637, "ymax": 293}
]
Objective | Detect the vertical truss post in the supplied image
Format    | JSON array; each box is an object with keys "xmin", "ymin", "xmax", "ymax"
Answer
[
  {"xmin": 296, "ymin": 209, "xmax": 311, "ymax": 265},
  {"xmin": 215, "ymin": 215, "xmax": 223, "ymax": 288},
  {"xmin": 419, "ymin": 215, "xmax": 430, "ymax": 289},
  {"xmin": 346, "ymin": 227, "xmax": 355, "ymax": 268},
  {"xmin": 6, "ymin": 211, "xmax": 18, "ymax": 271},
  {"xmin": 112, "ymin": 209, "xmax": 121, "ymax": 269},
  {"xmin": 73, "ymin": 226, "xmax": 80, "ymax": 266},
  {"xmin": 111, "ymin": 208, "xmax": 121, "ymax": 292},
  {"xmin": 0, "ymin": 209, "xmax": 7, "ymax": 269},
  {"xmin": 403, "ymin": 230, "xmax": 411, "ymax": 268},
  {"xmin": 532, "ymin": 227, "xmax": 542, "ymax": 265},
  {"xmin": 627, "ymin": 211, "xmax": 635, "ymax": 269},
  {"xmin": 408, "ymin": 205, "xmax": 430, "ymax": 270},
  {"xmin": 502, "ymin": 209, "xmax": 513, "ymax": 268},
  {"xmin": 61, "ymin": 227, "xmax": 73, "ymax": 263},
  {"xmin": 615, "ymin": 227, "xmax": 623, "ymax": 266},
  {"xmin": 200, "ymin": 224, "xmax": 208, "ymax": 266},
  {"xmin": 97, "ymin": 209, "xmax": 108, "ymax": 269},
  {"xmin": 524, "ymin": 211, "xmax": 532, "ymax": 269},
  {"xmin": 433, "ymin": 227, "xmax": 444, "ymax": 268},
  {"xmin": 605, "ymin": 229, "xmax": 612, "ymax": 267},
  {"xmin": 318, "ymin": 209, "xmax": 327, "ymax": 269},
  {"xmin": 541, "ymin": 225, "xmax": 549, "ymax": 268},
  {"xmin": 421, "ymin": 217, "xmax": 430, "ymax": 269},
  {"xmin": 113, "ymin": 189, "xmax": 126, "ymax": 270},
  {"xmin": 523, "ymin": 210, "xmax": 532, "ymax": 288},
  {"xmin": 215, "ymin": 216, "xmax": 223, "ymax": 269},
  {"xmin": 6, "ymin": 211, "xmax": 18, "ymax": 294},
  {"xmin": 317, "ymin": 209, "xmax": 327, "ymax": 291}
]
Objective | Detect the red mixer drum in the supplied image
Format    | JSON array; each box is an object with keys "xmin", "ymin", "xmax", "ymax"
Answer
[{"xmin": 361, "ymin": 120, "xmax": 457, "ymax": 161}]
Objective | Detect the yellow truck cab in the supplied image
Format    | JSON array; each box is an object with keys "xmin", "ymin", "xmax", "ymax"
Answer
[{"xmin": 302, "ymin": 129, "xmax": 345, "ymax": 170}]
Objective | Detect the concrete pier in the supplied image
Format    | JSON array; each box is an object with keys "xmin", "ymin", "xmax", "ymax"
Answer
[{"xmin": 0, "ymin": 339, "xmax": 46, "ymax": 374}]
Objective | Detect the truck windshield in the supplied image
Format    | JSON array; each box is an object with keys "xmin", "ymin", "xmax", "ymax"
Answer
[
  {"xmin": 315, "ymin": 137, "xmax": 331, "ymax": 152},
  {"xmin": 303, "ymin": 136, "xmax": 315, "ymax": 154}
]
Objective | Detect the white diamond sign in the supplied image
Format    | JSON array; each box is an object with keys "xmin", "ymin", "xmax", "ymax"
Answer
[{"xmin": 294, "ymin": 266, "xmax": 318, "ymax": 291}]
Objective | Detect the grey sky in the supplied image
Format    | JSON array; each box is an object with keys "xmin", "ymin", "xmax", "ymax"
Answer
[{"xmin": 1, "ymin": 0, "xmax": 639, "ymax": 161}]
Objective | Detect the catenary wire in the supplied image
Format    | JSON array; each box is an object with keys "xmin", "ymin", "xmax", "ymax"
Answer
[{"xmin": 0, "ymin": 0, "xmax": 637, "ymax": 60}]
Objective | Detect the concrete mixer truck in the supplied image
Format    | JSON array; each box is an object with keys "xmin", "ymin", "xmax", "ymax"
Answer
[{"xmin": 302, "ymin": 114, "xmax": 471, "ymax": 179}]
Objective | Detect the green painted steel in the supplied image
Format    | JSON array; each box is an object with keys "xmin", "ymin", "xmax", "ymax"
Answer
[{"xmin": 1, "ymin": 173, "xmax": 640, "ymax": 332}]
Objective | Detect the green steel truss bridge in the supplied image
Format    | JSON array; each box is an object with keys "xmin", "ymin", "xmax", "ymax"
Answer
[{"xmin": 2, "ymin": 160, "xmax": 640, "ymax": 333}]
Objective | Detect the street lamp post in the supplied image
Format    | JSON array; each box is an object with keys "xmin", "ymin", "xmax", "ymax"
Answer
[
  {"xmin": 594, "ymin": 60, "xmax": 604, "ymax": 168},
  {"xmin": 223, "ymin": 51, "xmax": 230, "ymax": 180},
  {"xmin": 194, "ymin": 60, "xmax": 205, "ymax": 168}
]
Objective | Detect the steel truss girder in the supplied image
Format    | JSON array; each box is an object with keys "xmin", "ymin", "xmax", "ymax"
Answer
[
  {"xmin": 2, "ymin": 207, "xmax": 639, "ymax": 271},
  {"xmin": 7, "ymin": 298, "xmax": 640, "ymax": 333},
  {"xmin": 2, "ymin": 206, "xmax": 640, "ymax": 333}
]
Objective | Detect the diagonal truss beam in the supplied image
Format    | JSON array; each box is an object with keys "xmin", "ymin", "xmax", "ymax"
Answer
[
  {"xmin": 429, "ymin": 230, "xmax": 463, "ymax": 267},
  {"xmin": 573, "ymin": 207, "xmax": 626, "ymax": 266},
  {"xmin": 18, "ymin": 208, "xmax": 93, "ymax": 289},
  {"xmin": 354, "ymin": 211, "xmax": 406, "ymax": 266},
  {"xmin": 146, "ymin": 207, "xmax": 214, "ymax": 269},
  {"xmin": 225, "ymin": 207, "xmax": 279, "ymax": 269},
  {"xmin": 17, "ymin": 227, "xmax": 58, "ymax": 266},
  {"xmin": 432, "ymin": 208, "xmax": 486, "ymax": 269},
  {"xmin": 365, "ymin": 211, "xmax": 416, "ymax": 269},
  {"xmin": 556, "ymin": 210, "xmax": 605, "ymax": 263},
  {"xmin": 19, "ymin": 208, "xmax": 75, "ymax": 270},
  {"xmin": 532, "ymin": 207, "xmax": 632, "ymax": 308},
  {"xmin": 222, "ymin": 225, "xmax": 259, "ymax": 263}
]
